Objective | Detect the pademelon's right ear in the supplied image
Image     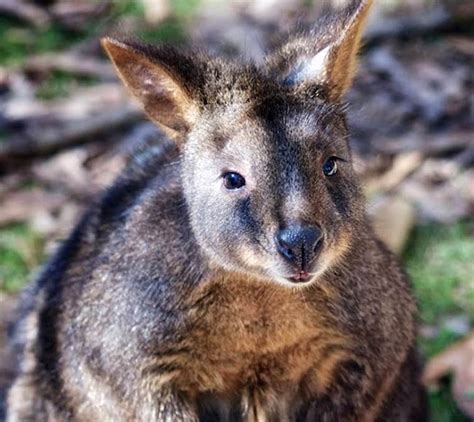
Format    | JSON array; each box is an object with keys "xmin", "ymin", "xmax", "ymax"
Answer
[
  {"xmin": 101, "ymin": 37, "xmax": 200, "ymax": 138},
  {"xmin": 267, "ymin": 0, "xmax": 372, "ymax": 102}
]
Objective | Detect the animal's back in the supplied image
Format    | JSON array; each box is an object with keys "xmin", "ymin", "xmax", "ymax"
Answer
[{"xmin": 6, "ymin": 137, "xmax": 189, "ymax": 420}]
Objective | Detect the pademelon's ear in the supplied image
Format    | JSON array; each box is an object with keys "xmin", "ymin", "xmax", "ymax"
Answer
[
  {"xmin": 269, "ymin": 0, "xmax": 373, "ymax": 101},
  {"xmin": 101, "ymin": 37, "xmax": 200, "ymax": 138}
]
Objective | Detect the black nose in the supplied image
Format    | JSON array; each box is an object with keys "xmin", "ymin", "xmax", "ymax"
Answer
[{"xmin": 276, "ymin": 225, "xmax": 323, "ymax": 270}]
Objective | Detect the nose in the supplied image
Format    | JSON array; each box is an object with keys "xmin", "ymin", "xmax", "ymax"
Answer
[{"xmin": 276, "ymin": 224, "xmax": 323, "ymax": 270}]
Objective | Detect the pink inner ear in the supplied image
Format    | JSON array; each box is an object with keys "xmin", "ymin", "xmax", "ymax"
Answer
[
  {"xmin": 143, "ymin": 78, "xmax": 166, "ymax": 97},
  {"xmin": 102, "ymin": 39, "xmax": 195, "ymax": 135}
]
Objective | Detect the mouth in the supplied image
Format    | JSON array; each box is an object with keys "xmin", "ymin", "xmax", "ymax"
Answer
[
  {"xmin": 288, "ymin": 271, "xmax": 311, "ymax": 283},
  {"xmin": 269, "ymin": 236, "xmax": 327, "ymax": 286},
  {"xmin": 284, "ymin": 241, "xmax": 324, "ymax": 285}
]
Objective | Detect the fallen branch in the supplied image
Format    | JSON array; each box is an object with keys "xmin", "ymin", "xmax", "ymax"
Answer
[
  {"xmin": 0, "ymin": 106, "xmax": 143, "ymax": 160},
  {"xmin": 0, "ymin": 0, "xmax": 50, "ymax": 28},
  {"xmin": 49, "ymin": 0, "xmax": 111, "ymax": 32},
  {"xmin": 365, "ymin": 3, "xmax": 474, "ymax": 45},
  {"xmin": 367, "ymin": 48, "xmax": 446, "ymax": 123},
  {"xmin": 374, "ymin": 131, "xmax": 474, "ymax": 157},
  {"xmin": 366, "ymin": 7, "xmax": 450, "ymax": 44},
  {"xmin": 25, "ymin": 52, "xmax": 115, "ymax": 80},
  {"xmin": 364, "ymin": 152, "xmax": 423, "ymax": 196},
  {"xmin": 4, "ymin": 83, "xmax": 132, "ymax": 121},
  {"xmin": 0, "ymin": 189, "xmax": 66, "ymax": 227}
]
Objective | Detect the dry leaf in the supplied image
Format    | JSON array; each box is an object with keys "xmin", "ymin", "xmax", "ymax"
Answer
[
  {"xmin": 423, "ymin": 332, "xmax": 474, "ymax": 417},
  {"xmin": 370, "ymin": 195, "xmax": 415, "ymax": 254}
]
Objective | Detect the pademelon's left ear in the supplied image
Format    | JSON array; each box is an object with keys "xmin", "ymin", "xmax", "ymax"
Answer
[
  {"xmin": 268, "ymin": 0, "xmax": 373, "ymax": 101},
  {"xmin": 101, "ymin": 37, "xmax": 201, "ymax": 139}
]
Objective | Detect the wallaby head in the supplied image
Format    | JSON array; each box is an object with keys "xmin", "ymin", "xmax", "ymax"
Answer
[{"xmin": 102, "ymin": 0, "xmax": 372, "ymax": 287}]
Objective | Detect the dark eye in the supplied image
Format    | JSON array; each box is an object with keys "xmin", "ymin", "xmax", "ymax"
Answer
[
  {"xmin": 223, "ymin": 172, "xmax": 246, "ymax": 190},
  {"xmin": 322, "ymin": 158, "xmax": 338, "ymax": 176}
]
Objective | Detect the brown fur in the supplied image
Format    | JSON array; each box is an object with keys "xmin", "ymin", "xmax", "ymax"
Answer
[{"xmin": 5, "ymin": 1, "xmax": 427, "ymax": 420}]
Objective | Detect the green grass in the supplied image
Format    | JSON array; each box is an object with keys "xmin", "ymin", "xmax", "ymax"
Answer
[
  {"xmin": 0, "ymin": 16, "xmax": 93, "ymax": 101},
  {"xmin": 0, "ymin": 1, "xmax": 155, "ymax": 66},
  {"xmin": 98, "ymin": 0, "xmax": 190, "ymax": 44},
  {"xmin": 0, "ymin": 0, "xmax": 193, "ymax": 99},
  {"xmin": 35, "ymin": 70, "xmax": 98, "ymax": 100},
  {"xmin": 137, "ymin": 19, "xmax": 187, "ymax": 44},
  {"xmin": 173, "ymin": 0, "xmax": 202, "ymax": 19},
  {"xmin": 405, "ymin": 222, "xmax": 474, "ymax": 325},
  {"xmin": 0, "ymin": 17, "xmax": 81, "ymax": 66},
  {"xmin": 0, "ymin": 223, "xmax": 44, "ymax": 293},
  {"xmin": 405, "ymin": 221, "xmax": 474, "ymax": 422},
  {"xmin": 417, "ymin": 328, "xmax": 467, "ymax": 421},
  {"xmin": 428, "ymin": 386, "xmax": 469, "ymax": 422}
]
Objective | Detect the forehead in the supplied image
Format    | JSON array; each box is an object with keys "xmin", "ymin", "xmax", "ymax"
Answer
[
  {"xmin": 213, "ymin": 91, "xmax": 348, "ymax": 162},
  {"xmin": 251, "ymin": 87, "xmax": 347, "ymax": 140}
]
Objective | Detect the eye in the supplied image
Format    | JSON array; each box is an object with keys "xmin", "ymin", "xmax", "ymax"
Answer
[
  {"xmin": 223, "ymin": 172, "xmax": 246, "ymax": 190},
  {"xmin": 322, "ymin": 158, "xmax": 338, "ymax": 177}
]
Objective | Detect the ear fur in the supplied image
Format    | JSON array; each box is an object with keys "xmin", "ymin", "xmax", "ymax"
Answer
[
  {"xmin": 269, "ymin": 0, "xmax": 373, "ymax": 101},
  {"xmin": 101, "ymin": 37, "xmax": 199, "ymax": 138},
  {"xmin": 322, "ymin": 0, "xmax": 372, "ymax": 99}
]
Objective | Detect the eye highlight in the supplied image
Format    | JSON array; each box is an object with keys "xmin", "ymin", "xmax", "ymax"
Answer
[
  {"xmin": 322, "ymin": 158, "xmax": 338, "ymax": 177},
  {"xmin": 223, "ymin": 172, "xmax": 246, "ymax": 190}
]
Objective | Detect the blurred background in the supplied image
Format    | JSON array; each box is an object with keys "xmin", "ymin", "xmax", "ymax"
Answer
[{"xmin": 0, "ymin": 0, "xmax": 472, "ymax": 420}]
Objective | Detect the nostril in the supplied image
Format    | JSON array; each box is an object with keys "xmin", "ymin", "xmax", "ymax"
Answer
[
  {"xmin": 282, "ymin": 244, "xmax": 292, "ymax": 256},
  {"xmin": 281, "ymin": 246, "xmax": 295, "ymax": 261},
  {"xmin": 276, "ymin": 233, "xmax": 295, "ymax": 262},
  {"xmin": 303, "ymin": 227, "xmax": 322, "ymax": 254},
  {"xmin": 313, "ymin": 236, "xmax": 323, "ymax": 253}
]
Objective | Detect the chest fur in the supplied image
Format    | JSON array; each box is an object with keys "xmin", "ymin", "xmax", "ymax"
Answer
[{"xmin": 168, "ymin": 275, "xmax": 351, "ymax": 402}]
